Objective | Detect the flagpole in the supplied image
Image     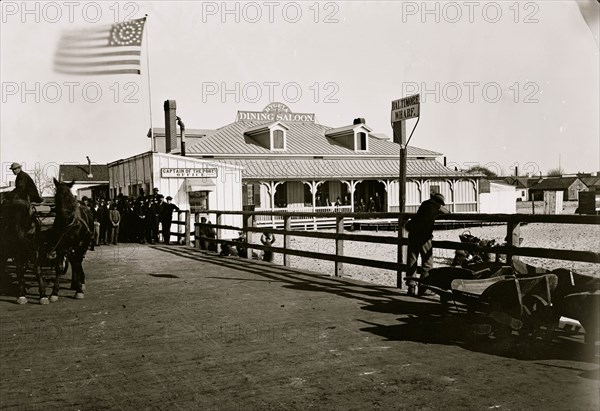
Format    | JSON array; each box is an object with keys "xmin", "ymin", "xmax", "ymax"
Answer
[{"xmin": 144, "ymin": 14, "xmax": 155, "ymax": 152}]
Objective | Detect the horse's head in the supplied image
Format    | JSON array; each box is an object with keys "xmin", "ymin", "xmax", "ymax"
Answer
[{"xmin": 53, "ymin": 178, "xmax": 77, "ymax": 222}]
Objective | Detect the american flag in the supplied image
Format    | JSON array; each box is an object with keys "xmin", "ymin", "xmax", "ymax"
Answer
[{"xmin": 54, "ymin": 17, "xmax": 146, "ymax": 76}]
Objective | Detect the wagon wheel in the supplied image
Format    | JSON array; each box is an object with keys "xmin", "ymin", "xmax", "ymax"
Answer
[{"xmin": 521, "ymin": 294, "xmax": 556, "ymax": 341}]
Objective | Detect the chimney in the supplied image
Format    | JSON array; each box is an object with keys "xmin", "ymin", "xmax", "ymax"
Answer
[
  {"xmin": 86, "ymin": 156, "xmax": 93, "ymax": 178},
  {"xmin": 164, "ymin": 100, "xmax": 177, "ymax": 153},
  {"xmin": 353, "ymin": 118, "xmax": 365, "ymax": 125},
  {"xmin": 515, "ymin": 165, "xmax": 518, "ymax": 177},
  {"xmin": 443, "ymin": 156, "xmax": 447, "ymax": 167}
]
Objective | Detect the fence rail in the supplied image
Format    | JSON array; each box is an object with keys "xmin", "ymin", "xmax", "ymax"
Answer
[{"xmin": 176, "ymin": 210, "xmax": 600, "ymax": 288}]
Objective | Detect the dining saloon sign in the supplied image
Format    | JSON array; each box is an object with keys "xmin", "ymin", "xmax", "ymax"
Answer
[
  {"xmin": 161, "ymin": 168, "xmax": 218, "ymax": 178},
  {"xmin": 236, "ymin": 102, "xmax": 315, "ymax": 122}
]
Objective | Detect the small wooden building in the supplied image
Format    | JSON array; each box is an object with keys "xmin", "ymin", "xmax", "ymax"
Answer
[
  {"xmin": 58, "ymin": 164, "xmax": 109, "ymax": 200},
  {"xmin": 107, "ymin": 152, "xmax": 243, "ymax": 238}
]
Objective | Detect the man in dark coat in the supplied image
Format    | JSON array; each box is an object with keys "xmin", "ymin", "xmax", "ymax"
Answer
[
  {"xmin": 405, "ymin": 193, "xmax": 451, "ymax": 296},
  {"xmin": 10, "ymin": 162, "xmax": 43, "ymax": 203},
  {"xmin": 160, "ymin": 196, "xmax": 179, "ymax": 245}
]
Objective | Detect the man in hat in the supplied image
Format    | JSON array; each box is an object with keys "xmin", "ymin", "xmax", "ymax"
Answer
[
  {"xmin": 160, "ymin": 196, "xmax": 179, "ymax": 245},
  {"xmin": 10, "ymin": 162, "xmax": 43, "ymax": 203},
  {"xmin": 152, "ymin": 187, "xmax": 161, "ymax": 201},
  {"xmin": 405, "ymin": 192, "xmax": 451, "ymax": 296}
]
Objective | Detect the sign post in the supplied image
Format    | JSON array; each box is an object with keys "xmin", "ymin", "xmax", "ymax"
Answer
[{"xmin": 391, "ymin": 94, "xmax": 420, "ymax": 289}]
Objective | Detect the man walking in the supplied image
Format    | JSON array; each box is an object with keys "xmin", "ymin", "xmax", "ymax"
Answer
[{"xmin": 405, "ymin": 193, "xmax": 451, "ymax": 296}]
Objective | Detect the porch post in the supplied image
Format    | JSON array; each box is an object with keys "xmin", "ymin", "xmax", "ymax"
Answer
[{"xmin": 341, "ymin": 180, "xmax": 359, "ymax": 212}]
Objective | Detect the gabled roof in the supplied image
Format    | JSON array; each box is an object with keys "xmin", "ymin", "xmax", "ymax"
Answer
[
  {"xmin": 503, "ymin": 177, "xmax": 541, "ymax": 188},
  {"xmin": 581, "ymin": 176, "xmax": 600, "ymax": 187},
  {"xmin": 59, "ymin": 164, "xmax": 109, "ymax": 182},
  {"xmin": 183, "ymin": 120, "xmax": 442, "ymax": 158},
  {"xmin": 325, "ymin": 123, "xmax": 373, "ymax": 136},
  {"xmin": 529, "ymin": 177, "xmax": 580, "ymax": 191},
  {"xmin": 244, "ymin": 121, "xmax": 289, "ymax": 135},
  {"xmin": 218, "ymin": 158, "xmax": 468, "ymax": 180}
]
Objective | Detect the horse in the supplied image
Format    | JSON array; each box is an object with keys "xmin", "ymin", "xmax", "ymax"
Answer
[
  {"xmin": 49, "ymin": 179, "xmax": 94, "ymax": 301},
  {"xmin": 0, "ymin": 194, "xmax": 46, "ymax": 304}
]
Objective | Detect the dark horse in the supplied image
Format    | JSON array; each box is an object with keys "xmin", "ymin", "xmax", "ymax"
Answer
[
  {"xmin": 0, "ymin": 193, "xmax": 46, "ymax": 304},
  {"xmin": 49, "ymin": 179, "xmax": 94, "ymax": 301}
]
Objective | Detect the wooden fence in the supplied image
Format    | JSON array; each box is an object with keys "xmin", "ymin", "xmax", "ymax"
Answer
[{"xmin": 176, "ymin": 210, "xmax": 600, "ymax": 288}]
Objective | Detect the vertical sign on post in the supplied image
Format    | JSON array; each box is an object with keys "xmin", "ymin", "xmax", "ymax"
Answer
[{"xmin": 391, "ymin": 94, "xmax": 420, "ymax": 289}]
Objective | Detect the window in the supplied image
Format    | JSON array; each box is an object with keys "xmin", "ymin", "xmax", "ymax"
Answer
[
  {"xmin": 272, "ymin": 129, "xmax": 285, "ymax": 150},
  {"xmin": 189, "ymin": 191, "xmax": 209, "ymax": 213},
  {"xmin": 303, "ymin": 184, "xmax": 312, "ymax": 206},
  {"xmin": 242, "ymin": 183, "xmax": 261, "ymax": 208},
  {"xmin": 356, "ymin": 132, "xmax": 367, "ymax": 151},
  {"xmin": 274, "ymin": 183, "xmax": 287, "ymax": 208},
  {"xmin": 317, "ymin": 182, "xmax": 331, "ymax": 206}
]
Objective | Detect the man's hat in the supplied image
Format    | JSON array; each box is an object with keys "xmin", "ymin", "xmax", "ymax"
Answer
[
  {"xmin": 166, "ymin": 196, "xmax": 173, "ymax": 200},
  {"xmin": 10, "ymin": 162, "xmax": 21, "ymax": 170},
  {"xmin": 153, "ymin": 187, "xmax": 159, "ymax": 192},
  {"xmin": 431, "ymin": 193, "xmax": 446, "ymax": 206}
]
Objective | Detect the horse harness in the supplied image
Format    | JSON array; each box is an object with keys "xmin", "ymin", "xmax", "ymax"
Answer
[{"xmin": 48, "ymin": 207, "xmax": 93, "ymax": 254}]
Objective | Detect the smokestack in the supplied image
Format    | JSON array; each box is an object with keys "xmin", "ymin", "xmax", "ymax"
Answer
[
  {"xmin": 86, "ymin": 156, "xmax": 93, "ymax": 178},
  {"xmin": 515, "ymin": 165, "xmax": 518, "ymax": 177},
  {"xmin": 443, "ymin": 156, "xmax": 447, "ymax": 167},
  {"xmin": 177, "ymin": 116, "xmax": 186, "ymax": 157},
  {"xmin": 164, "ymin": 100, "xmax": 177, "ymax": 153}
]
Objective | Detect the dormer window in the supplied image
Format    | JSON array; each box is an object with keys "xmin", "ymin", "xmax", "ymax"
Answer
[
  {"xmin": 325, "ymin": 122, "xmax": 372, "ymax": 152},
  {"xmin": 244, "ymin": 121, "xmax": 288, "ymax": 151},
  {"xmin": 272, "ymin": 129, "xmax": 285, "ymax": 150},
  {"xmin": 356, "ymin": 132, "xmax": 367, "ymax": 151}
]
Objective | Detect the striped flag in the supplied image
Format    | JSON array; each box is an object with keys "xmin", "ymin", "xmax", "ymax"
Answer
[{"xmin": 54, "ymin": 17, "xmax": 146, "ymax": 76}]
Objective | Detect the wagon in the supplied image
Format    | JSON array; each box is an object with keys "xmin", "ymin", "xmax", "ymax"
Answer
[
  {"xmin": 411, "ymin": 262, "xmax": 599, "ymax": 346},
  {"xmin": 449, "ymin": 273, "xmax": 559, "ymax": 339}
]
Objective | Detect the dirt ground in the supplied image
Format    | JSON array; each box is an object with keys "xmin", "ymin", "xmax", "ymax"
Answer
[{"xmin": 0, "ymin": 244, "xmax": 598, "ymax": 410}]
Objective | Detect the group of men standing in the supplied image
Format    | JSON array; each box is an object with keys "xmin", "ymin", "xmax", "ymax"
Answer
[{"xmin": 82, "ymin": 188, "xmax": 180, "ymax": 246}]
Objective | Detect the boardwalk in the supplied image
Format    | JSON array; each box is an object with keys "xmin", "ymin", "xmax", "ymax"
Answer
[{"xmin": 0, "ymin": 245, "xmax": 598, "ymax": 410}]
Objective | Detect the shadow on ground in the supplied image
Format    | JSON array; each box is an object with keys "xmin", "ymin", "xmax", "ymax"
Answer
[{"xmin": 154, "ymin": 245, "xmax": 600, "ymax": 368}]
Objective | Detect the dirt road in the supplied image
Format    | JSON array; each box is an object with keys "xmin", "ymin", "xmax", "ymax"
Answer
[{"xmin": 1, "ymin": 244, "xmax": 598, "ymax": 410}]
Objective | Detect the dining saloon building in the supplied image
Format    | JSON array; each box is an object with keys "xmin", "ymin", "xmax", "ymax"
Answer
[{"xmin": 122, "ymin": 101, "xmax": 480, "ymax": 225}]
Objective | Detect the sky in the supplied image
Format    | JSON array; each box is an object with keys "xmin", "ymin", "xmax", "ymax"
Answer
[{"xmin": 1, "ymin": 0, "xmax": 599, "ymax": 186}]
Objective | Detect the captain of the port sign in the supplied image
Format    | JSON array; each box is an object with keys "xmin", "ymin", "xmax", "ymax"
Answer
[{"xmin": 391, "ymin": 94, "xmax": 420, "ymax": 123}]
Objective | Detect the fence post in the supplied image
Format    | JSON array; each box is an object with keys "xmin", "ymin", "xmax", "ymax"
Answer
[
  {"xmin": 194, "ymin": 213, "xmax": 200, "ymax": 249},
  {"xmin": 177, "ymin": 211, "xmax": 183, "ymax": 245},
  {"xmin": 506, "ymin": 219, "xmax": 521, "ymax": 264},
  {"xmin": 283, "ymin": 215, "xmax": 291, "ymax": 266},
  {"xmin": 335, "ymin": 216, "xmax": 344, "ymax": 277},
  {"xmin": 245, "ymin": 212, "xmax": 254, "ymax": 259},
  {"xmin": 216, "ymin": 212, "xmax": 223, "ymax": 254},
  {"xmin": 397, "ymin": 214, "xmax": 406, "ymax": 289},
  {"xmin": 184, "ymin": 211, "xmax": 191, "ymax": 247}
]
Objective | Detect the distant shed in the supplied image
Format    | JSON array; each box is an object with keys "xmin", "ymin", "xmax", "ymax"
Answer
[{"xmin": 480, "ymin": 180, "xmax": 516, "ymax": 214}]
